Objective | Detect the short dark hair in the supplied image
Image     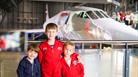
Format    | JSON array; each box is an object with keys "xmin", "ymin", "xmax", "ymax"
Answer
[
  {"xmin": 45, "ymin": 23, "xmax": 58, "ymax": 32},
  {"xmin": 27, "ymin": 43, "xmax": 39, "ymax": 52}
]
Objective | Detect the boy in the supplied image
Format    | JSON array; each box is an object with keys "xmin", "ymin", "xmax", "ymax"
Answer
[
  {"xmin": 38, "ymin": 23, "xmax": 63, "ymax": 77},
  {"xmin": 17, "ymin": 43, "xmax": 41, "ymax": 77},
  {"xmin": 61, "ymin": 41, "xmax": 84, "ymax": 77}
]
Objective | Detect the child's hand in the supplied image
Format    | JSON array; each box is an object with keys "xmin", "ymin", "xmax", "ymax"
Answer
[{"xmin": 77, "ymin": 55, "xmax": 81, "ymax": 63}]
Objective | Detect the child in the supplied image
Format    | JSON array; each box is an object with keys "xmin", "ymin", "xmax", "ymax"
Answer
[
  {"xmin": 17, "ymin": 43, "xmax": 41, "ymax": 77},
  {"xmin": 38, "ymin": 23, "xmax": 63, "ymax": 77},
  {"xmin": 61, "ymin": 41, "xmax": 84, "ymax": 77}
]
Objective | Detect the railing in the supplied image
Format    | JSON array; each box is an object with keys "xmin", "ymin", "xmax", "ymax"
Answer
[{"xmin": 26, "ymin": 40, "xmax": 138, "ymax": 77}]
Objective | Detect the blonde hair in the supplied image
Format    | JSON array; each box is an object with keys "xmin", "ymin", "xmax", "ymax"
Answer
[{"xmin": 63, "ymin": 41, "xmax": 75, "ymax": 49}]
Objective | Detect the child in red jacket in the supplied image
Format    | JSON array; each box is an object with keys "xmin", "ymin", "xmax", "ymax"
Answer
[
  {"xmin": 61, "ymin": 41, "xmax": 84, "ymax": 77},
  {"xmin": 38, "ymin": 23, "xmax": 63, "ymax": 77}
]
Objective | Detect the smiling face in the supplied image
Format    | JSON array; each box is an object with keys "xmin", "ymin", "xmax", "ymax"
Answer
[
  {"xmin": 45, "ymin": 23, "xmax": 58, "ymax": 40},
  {"xmin": 27, "ymin": 50, "xmax": 38, "ymax": 60},
  {"xmin": 64, "ymin": 44, "xmax": 75, "ymax": 57},
  {"xmin": 46, "ymin": 29, "xmax": 57, "ymax": 40}
]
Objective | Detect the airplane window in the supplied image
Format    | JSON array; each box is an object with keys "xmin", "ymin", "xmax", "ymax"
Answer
[
  {"xmin": 94, "ymin": 11, "xmax": 104, "ymax": 18},
  {"xmin": 83, "ymin": 13, "xmax": 89, "ymax": 19},
  {"xmin": 78, "ymin": 12, "xmax": 84, "ymax": 18},
  {"xmin": 86, "ymin": 11, "xmax": 98, "ymax": 19},
  {"xmin": 100, "ymin": 11, "xmax": 109, "ymax": 18}
]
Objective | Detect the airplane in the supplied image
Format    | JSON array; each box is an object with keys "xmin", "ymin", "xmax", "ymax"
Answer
[{"xmin": 43, "ymin": 6, "xmax": 138, "ymax": 40}]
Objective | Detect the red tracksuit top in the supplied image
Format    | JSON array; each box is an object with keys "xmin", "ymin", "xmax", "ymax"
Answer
[
  {"xmin": 38, "ymin": 39, "xmax": 63, "ymax": 77},
  {"xmin": 61, "ymin": 53, "xmax": 84, "ymax": 77}
]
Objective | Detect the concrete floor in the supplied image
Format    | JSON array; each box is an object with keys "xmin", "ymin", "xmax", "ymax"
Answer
[
  {"xmin": 0, "ymin": 52, "xmax": 21, "ymax": 77},
  {"xmin": 0, "ymin": 49, "xmax": 138, "ymax": 77}
]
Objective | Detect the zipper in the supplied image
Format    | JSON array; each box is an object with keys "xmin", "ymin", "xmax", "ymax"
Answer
[{"xmin": 32, "ymin": 63, "xmax": 34, "ymax": 77}]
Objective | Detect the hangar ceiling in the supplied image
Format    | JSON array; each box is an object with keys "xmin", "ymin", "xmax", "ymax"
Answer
[
  {"xmin": 0, "ymin": 0, "xmax": 23, "ymax": 12},
  {"xmin": 31, "ymin": 0, "xmax": 116, "ymax": 4}
]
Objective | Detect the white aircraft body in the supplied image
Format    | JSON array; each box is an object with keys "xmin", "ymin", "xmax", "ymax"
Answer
[{"xmin": 43, "ymin": 6, "xmax": 138, "ymax": 40}]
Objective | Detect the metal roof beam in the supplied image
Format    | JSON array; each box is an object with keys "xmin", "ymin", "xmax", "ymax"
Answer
[{"xmin": 30, "ymin": 0, "xmax": 118, "ymax": 4}]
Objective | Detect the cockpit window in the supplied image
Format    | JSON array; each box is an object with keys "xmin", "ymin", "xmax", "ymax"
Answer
[
  {"xmin": 86, "ymin": 11, "xmax": 98, "ymax": 19},
  {"xmin": 78, "ymin": 12, "xmax": 84, "ymax": 18},
  {"xmin": 83, "ymin": 13, "xmax": 89, "ymax": 19},
  {"xmin": 77, "ymin": 12, "xmax": 89, "ymax": 19},
  {"xmin": 94, "ymin": 11, "xmax": 104, "ymax": 18},
  {"xmin": 100, "ymin": 11, "xmax": 109, "ymax": 18}
]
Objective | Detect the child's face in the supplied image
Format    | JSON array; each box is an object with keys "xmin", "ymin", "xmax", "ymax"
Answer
[
  {"xmin": 27, "ymin": 50, "xmax": 38, "ymax": 60},
  {"xmin": 46, "ymin": 29, "xmax": 57, "ymax": 40},
  {"xmin": 64, "ymin": 45, "xmax": 74, "ymax": 57}
]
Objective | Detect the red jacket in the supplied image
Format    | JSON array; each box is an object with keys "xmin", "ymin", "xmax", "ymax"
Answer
[
  {"xmin": 38, "ymin": 39, "xmax": 63, "ymax": 77},
  {"xmin": 61, "ymin": 53, "xmax": 84, "ymax": 77}
]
